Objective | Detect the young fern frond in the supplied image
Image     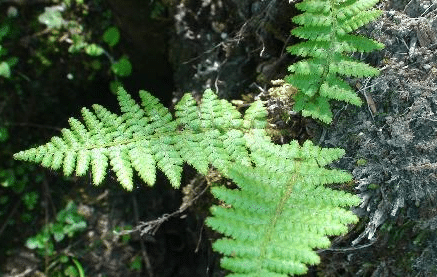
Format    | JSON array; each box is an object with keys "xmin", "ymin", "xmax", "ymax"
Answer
[
  {"xmin": 286, "ymin": 0, "xmax": 384, "ymax": 123},
  {"xmin": 207, "ymin": 139, "xmax": 361, "ymax": 276},
  {"xmin": 14, "ymin": 87, "xmax": 266, "ymax": 190}
]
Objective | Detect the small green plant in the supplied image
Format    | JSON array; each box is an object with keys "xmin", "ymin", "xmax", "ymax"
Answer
[
  {"xmin": 0, "ymin": 125, "xmax": 43, "ymax": 226},
  {"xmin": 23, "ymin": 201, "xmax": 86, "ymax": 276},
  {"xmin": 356, "ymin": 158, "xmax": 367, "ymax": 166},
  {"xmin": 47, "ymin": 255, "xmax": 85, "ymax": 277},
  {"xmin": 0, "ymin": 19, "xmax": 18, "ymax": 79},
  {"xmin": 129, "ymin": 256, "xmax": 142, "ymax": 272},
  {"xmin": 26, "ymin": 201, "xmax": 87, "ymax": 256},
  {"xmin": 22, "ymin": 191, "xmax": 39, "ymax": 210},
  {"xmin": 149, "ymin": 0, "xmax": 166, "ymax": 19},
  {"xmin": 37, "ymin": 3, "xmax": 132, "ymax": 92},
  {"xmin": 102, "ymin": 26, "xmax": 120, "ymax": 47},
  {"xmin": 0, "ymin": 162, "xmax": 40, "ymax": 193}
]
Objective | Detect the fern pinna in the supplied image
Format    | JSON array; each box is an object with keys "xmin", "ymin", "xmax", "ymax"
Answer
[
  {"xmin": 286, "ymin": 0, "xmax": 384, "ymax": 123},
  {"xmin": 14, "ymin": 87, "xmax": 361, "ymax": 276}
]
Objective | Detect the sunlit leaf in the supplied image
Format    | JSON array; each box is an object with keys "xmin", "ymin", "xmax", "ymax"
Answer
[
  {"xmin": 103, "ymin": 26, "xmax": 120, "ymax": 47},
  {"xmin": 111, "ymin": 57, "xmax": 132, "ymax": 77},
  {"xmin": 0, "ymin": 61, "xmax": 10, "ymax": 78},
  {"xmin": 85, "ymin": 44, "xmax": 104, "ymax": 56},
  {"xmin": 38, "ymin": 7, "xmax": 65, "ymax": 29}
]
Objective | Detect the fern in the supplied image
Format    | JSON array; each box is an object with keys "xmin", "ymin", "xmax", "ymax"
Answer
[
  {"xmin": 285, "ymin": 0, "xmax": 384, "ymax": 123},
  {"xmin": 13, "ymin": 1, "xmax": 377, "ymax": 274},
  {"xmin": 207, "ymin": 136, "xmax": 361, "ymax": 276},
  {"xmin": 14, "ymin": 87, "xmax": 266, "ymax": 190},
  {"xmin": 14, "ymin": 87, "xmax": 361, "ymax": 275}
]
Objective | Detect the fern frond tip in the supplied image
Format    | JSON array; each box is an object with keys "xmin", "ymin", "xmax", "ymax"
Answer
[{"xmin": 13, "ymin": 150, "xmax": 31, "ymax": 161}]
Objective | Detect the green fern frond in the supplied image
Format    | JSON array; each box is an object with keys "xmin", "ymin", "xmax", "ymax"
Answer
[
  {"xmin": 207, "ymin": 139, "xmax": 361, "ymax": 276},
  {"xmin": 13, "ymin": 1, "xmax": 368, "ymax": 275},
  {"xmin": 288, "ymin": 59, "xmax": 325, "ymax": 77},
  {"xmin": 14, "ymin": 83, "xmax": 362, "ymax": 277},
  {"xmin": 286, "ymin": 0, "xmax": 384, "ymax": 123},
  {"xmin": 14, "ymin": 87, "xmax": 267, "ymax": 190}
]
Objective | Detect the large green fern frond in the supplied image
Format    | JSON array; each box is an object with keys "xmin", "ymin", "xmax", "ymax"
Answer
[
  {"xmin": 14, "ymin": 87, "xmax": 362, "ymax": 276},
  {"xmin": 207, "ymin": 139, "xmax": 361, "ymax": 276},
  {"xmin": 286, "ymin": 0, "xmax": 384, "ymax": 123},
  {"xmin": 14, "ymin": 88, "xmax": 266, "ymax": 190}
]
